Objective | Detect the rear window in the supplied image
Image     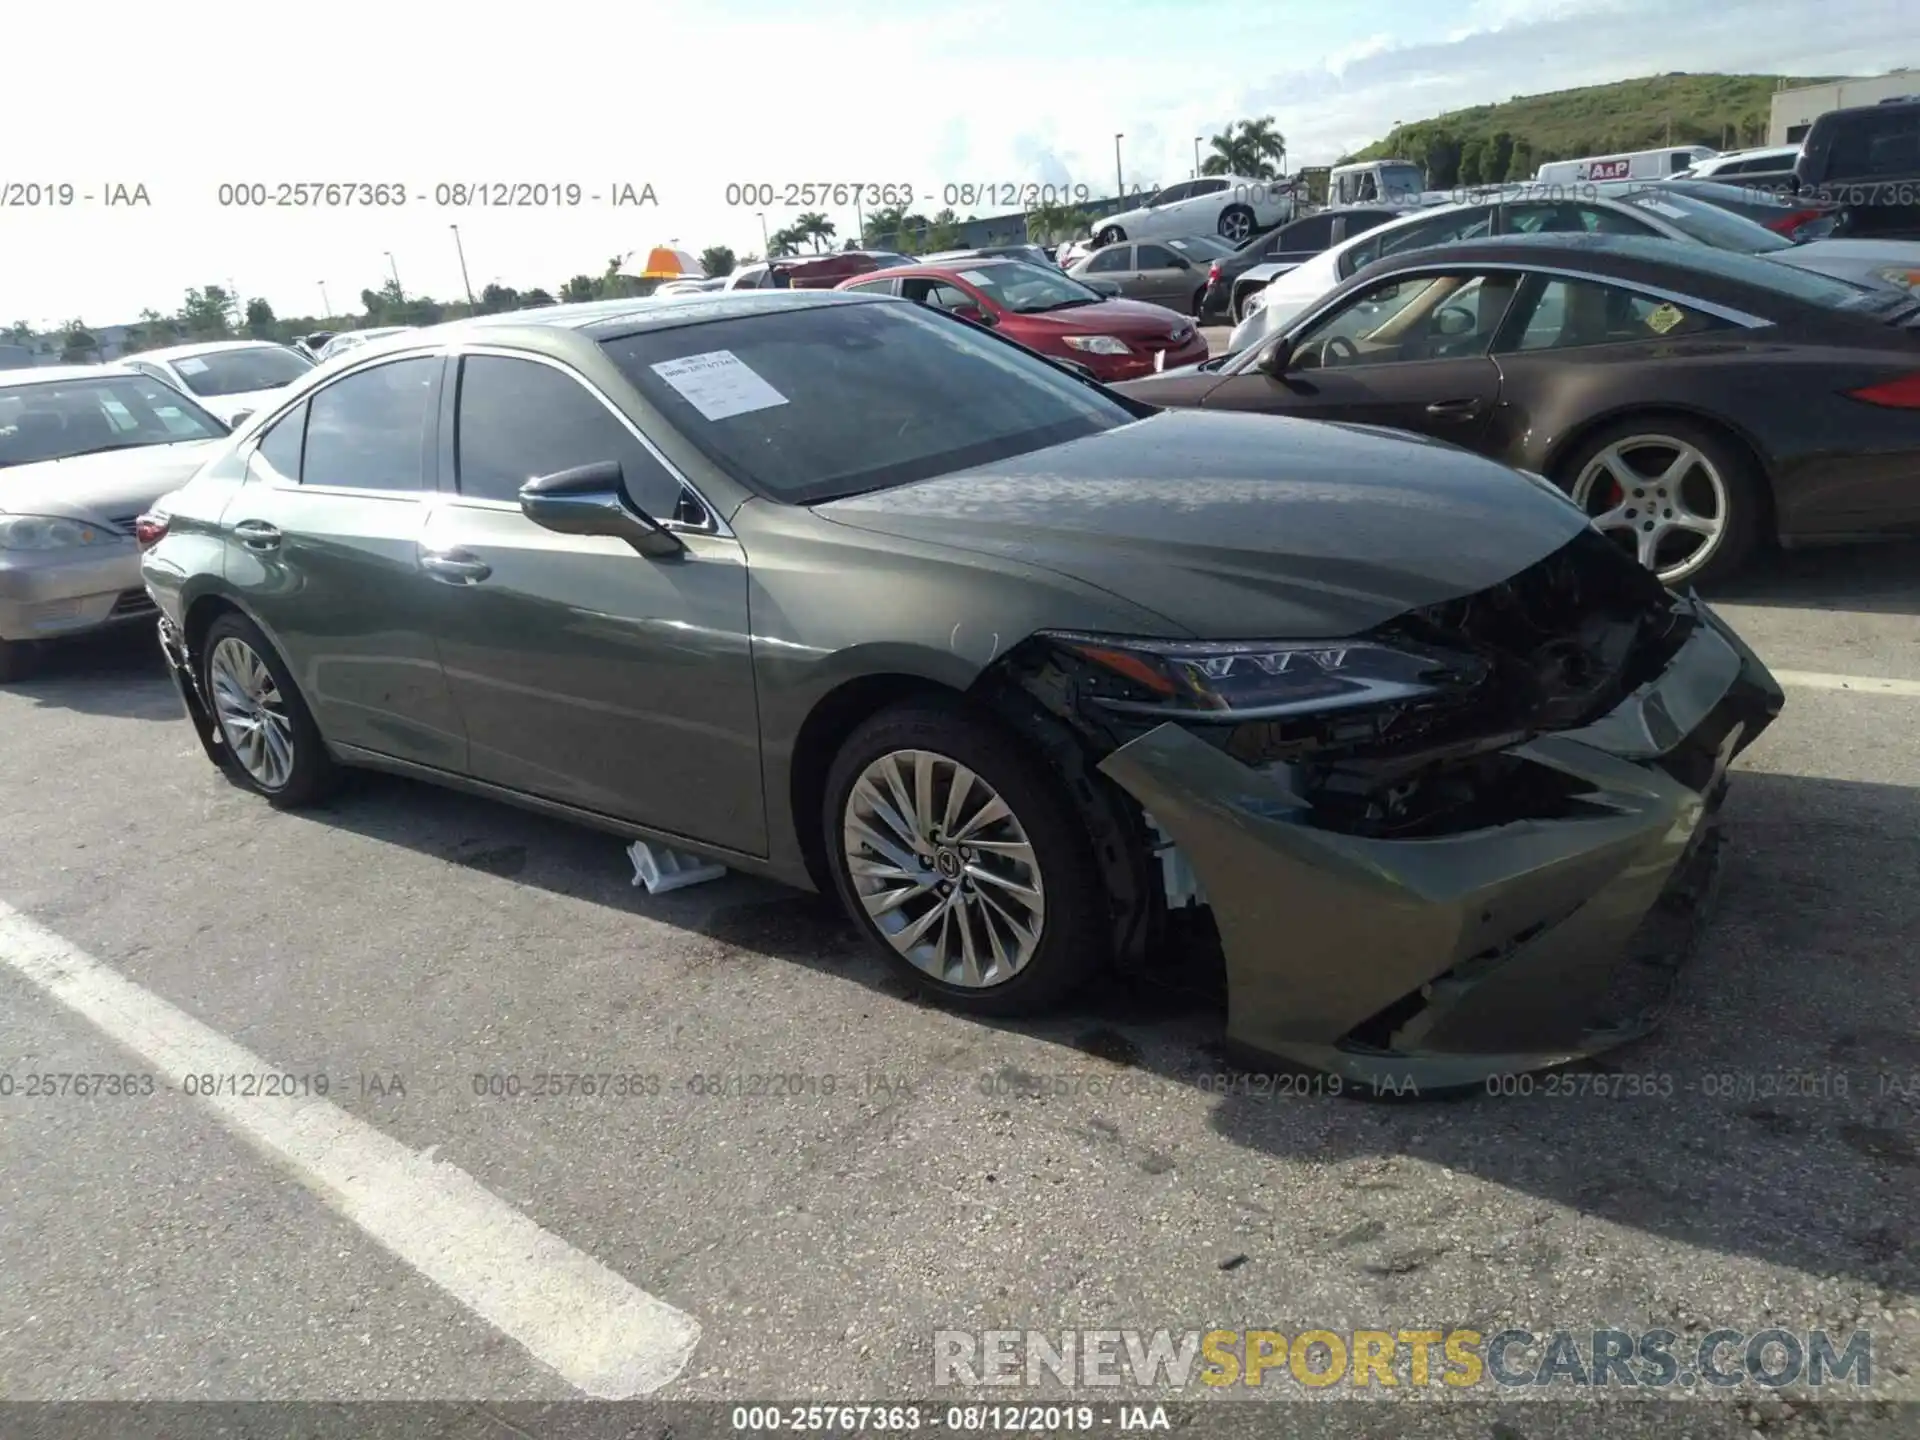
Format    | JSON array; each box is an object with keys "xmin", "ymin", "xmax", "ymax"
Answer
[
  {"xmin": 164, "ymin": 345, "xmax": 314, "ymax": 397},
  {"xmin": 599, "ymin": 301, "xmax": 1135, "ymax": 505},
  {"xmin": 1829, "ymin": 112, "xmax": 1920, "ymax": 178},
  {"xmin": 1620, "ymin": 190, "xmax": 1795, "ymax": 253},
  {"xmin": 1630, "ymin": 240, "xmax": 1878, "ymax": 310}
]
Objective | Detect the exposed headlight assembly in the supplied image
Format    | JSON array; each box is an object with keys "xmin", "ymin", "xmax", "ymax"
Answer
[
  {"xmin": 1062, "ymin": 335, "xmax": 1132, "ymax": 355},
  {"xmin": 1040, "ymin": 631, "xmax": 1489, "ymax": 721},
  {"xmin": 1874, "ymin": 265, "xmax": 1920, "ymax": 294},
  {"xmin": 0, "ymin": 514, "xmax": 119, "ymax": 551}
]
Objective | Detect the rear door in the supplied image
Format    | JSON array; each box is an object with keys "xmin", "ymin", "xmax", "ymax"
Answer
[
  {"xmin": 1200, "ymin": 267, "xmax": 1520, "ymax": 448},
  {"xmin": 220, "ymin": 353, "xmax": 466, "ymax": 770},
  {"xmin": 419, "ymin": 349, "xmax": 764, "ymax": 852},
  {"xmin": 1133, "ymin": 243, "xmax": 1195, "ymax": 307}
]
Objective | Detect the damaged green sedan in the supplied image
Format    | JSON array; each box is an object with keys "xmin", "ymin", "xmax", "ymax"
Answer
[{"xmin": 136, "ymin": 290, "xmax": 1783, "ymax": 1087}]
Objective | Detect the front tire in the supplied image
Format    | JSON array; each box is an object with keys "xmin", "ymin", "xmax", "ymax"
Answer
[
  {"xmin": 1095, "ymin": 225, "xmax": 1125, "ymax": 246},
  {"xmin": 823, "ymin": 700, "xmax": 1108, "ymax": 1016},
  {"xmin": 199, "ymin": 611, "xmax": 339, "ymax": 807},
  {"xmin": 1555, "ymin": 417, "xmax": 1763, "ymax": 587}
]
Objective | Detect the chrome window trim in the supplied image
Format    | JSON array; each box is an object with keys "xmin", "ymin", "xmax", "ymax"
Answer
[
  {"xmin": 1226, "ymin": 261, "xmax": 1775, "ymax": 376},
  {"xmin": 446, "ymin": 343, "xmax": 733, "ymax": 539}
]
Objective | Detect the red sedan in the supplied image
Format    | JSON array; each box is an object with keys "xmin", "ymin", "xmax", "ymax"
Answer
[{"xmin": 837, "ymin": 259, "xmax": 1208, "ymax": 382}]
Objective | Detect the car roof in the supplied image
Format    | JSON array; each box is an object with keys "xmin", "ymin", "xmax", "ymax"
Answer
[
  {"xmin": 411, "ymin": 290, "xmax": 880, "ymax": 344},
  {"xmin": 1343, "ymin": 231, "xmax": 1823, "ymax": 301},
  {"xmin": 0, "ymin": 363, "xmax": 142, "ymax": 386},
  {"xmin": 137, "ymin": 339, "xmax": 294, "ymax": 360}
]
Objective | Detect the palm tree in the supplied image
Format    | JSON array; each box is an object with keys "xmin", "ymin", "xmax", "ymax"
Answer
[
  {"xmin": 794, "ymin": 211, "xmax": 837, "ymax": 252},
  {"xmin": 699, "ymin": 245, "xmax": 737, "ymax": 278},
  {"xmin": 1201, "ymin": 116, "xmax": 1287, "ymax": 179},
  {"xmin": 1024, "ymin": 201, "xmax": 1090, "ymax": 245},
  {"xmin": 864, "ymin": 205, "xmax": 909, "ymax": 247},
  {"xmin": 766, "ymin": 227, "xmax": 803, "ymax": 258}
]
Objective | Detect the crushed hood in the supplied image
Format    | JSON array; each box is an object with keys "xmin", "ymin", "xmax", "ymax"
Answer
[{"xmin": 816, "ymin": 411, "xmax": 1591, "ymax": 638}]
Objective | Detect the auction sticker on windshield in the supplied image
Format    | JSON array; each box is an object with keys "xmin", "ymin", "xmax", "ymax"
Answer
[
  {"xmin": 959, "ymin": 271, "xmax": 994, "ymax": 286},
  {"xmin": 176, "ymin": 357, "xmax": 209, "ymax": 374},
  {"xmin": 650, "ymin": 350, "xmax": 788, "ymax": 421},
  {"xmin": 1634, "ymin": 199, "xmax": 1691, "ymax": 220}
]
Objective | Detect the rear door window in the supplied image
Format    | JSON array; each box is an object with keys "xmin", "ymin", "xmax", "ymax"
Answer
[{"xmin": 300, "ymin": 358, "xmax": 438, "ymax": 491}]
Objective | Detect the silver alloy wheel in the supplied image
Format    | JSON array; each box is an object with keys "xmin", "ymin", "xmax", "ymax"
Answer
[
  {"xmin": 207, "ymin": 635, "xmax": 296, "ymax": 790},
  {"xmin": 1570, "ymin": 434, "xmax": 1729, "ymax": 584},
  {"xmin": 842, "ymin": 749, "xmax": 1046, "ymax": 988},
  {"xmin": 1219, "ymin": 208, "xmax": 1253, "ymax": 242}
]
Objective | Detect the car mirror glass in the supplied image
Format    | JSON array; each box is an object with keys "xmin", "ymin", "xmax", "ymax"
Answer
[
  {"xmin": 228, "ymin": 410, "xmax": 254, "ymax": 427},
  {"xmin": 519, "ymin": 460, "xmax": 684, "ymax": 558},
  {"xmin": 1256, "ymin": 337, "xmax": 1295, "ymax": 377}
]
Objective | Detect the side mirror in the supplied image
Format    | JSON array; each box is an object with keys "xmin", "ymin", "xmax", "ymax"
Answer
[
  {"xmin": 1169, "ymin": 256, "xmax": 1192, "ymax": 270},
  {"xmin": 1436, "ymin": 307, "xmax": 1476, "ymax": 337},
  {"xmin": 1256, "ymin": 338, "xmax": 1295, "ymax": 378},
  {"xmin": 955, "ymin": 305, "xmax": 996, "ymax": 327},
  {"xmin": 519, "ymin": 461, "xmax": 684, "ymax": 558},
  {"xmin": 228, "ymin": 409, "xmax": 254, "ymax": 427},
  {"xmin": 1086, "ymin": 278, "xmax": 1121, "ymax": 297}
]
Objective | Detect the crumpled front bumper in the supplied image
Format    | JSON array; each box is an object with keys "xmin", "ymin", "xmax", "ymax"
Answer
[
  {"xmin": 156, "ymin": 617, "xmax": 229, "ymax": 768},
  {"xmin": 1096, "ymin": 598, "xmax": 1784, "ymax": 1089}
]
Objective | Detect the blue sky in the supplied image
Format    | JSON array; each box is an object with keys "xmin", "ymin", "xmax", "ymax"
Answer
[{"xmin": 4, "ymin": 0, "xmax": 1913, "ymax": 327}]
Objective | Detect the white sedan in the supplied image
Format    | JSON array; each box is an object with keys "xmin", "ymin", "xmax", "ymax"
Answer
[
  {"xmin": 1227, "ymin": 185, "xmax": 1920, "ymax": 352},
  {"xmin": 119, "ymin": 340, "xmax": 314, "ymax": 427},
  {"xmin": 1092, "ymin": 175, "xmax": 1295, "ymax": 247}
]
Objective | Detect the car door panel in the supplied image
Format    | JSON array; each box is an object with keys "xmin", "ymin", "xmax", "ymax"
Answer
[
  {"xmin": 1134, "ymin": 245, "xmax": 1191, "ymax": 306},
  {"xmin": 1199, "ymin": 359, "xmax": 1503, "ymax": 449},
  {"xmin": 222, "ymin": 357, "xmax": 467, "ymax": 770},
  {"xmin": 421, "ymin": 506, "xmax": 764, "ymax": 852},
  {"xmin": 423, "ymin": 351, "xmax": 766, "ymax": 853}
]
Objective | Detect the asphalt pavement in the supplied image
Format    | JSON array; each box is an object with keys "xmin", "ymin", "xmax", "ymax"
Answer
[{"xmin": 1, "ymin": 534, "xmax": 1916, "ymax": 1437}]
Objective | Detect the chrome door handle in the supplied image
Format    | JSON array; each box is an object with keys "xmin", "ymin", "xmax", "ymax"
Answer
[
  {"xmin": 420, "ymin": 550, "xmax": 492, "ymax": 585},
  {"xmin": 232, "ymin": 519, "xmax": 282, "ymax": 551}
]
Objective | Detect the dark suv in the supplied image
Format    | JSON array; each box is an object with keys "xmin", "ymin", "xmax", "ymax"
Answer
[{"xmin": 1793, "ymin": 98, "xmax": 1920, "ymax": 239}]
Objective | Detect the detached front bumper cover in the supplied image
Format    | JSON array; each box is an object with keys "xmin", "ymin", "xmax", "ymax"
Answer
[{"xmin": 1097, "ymin": 598, "xmax": 1784, "ymax": 1089}]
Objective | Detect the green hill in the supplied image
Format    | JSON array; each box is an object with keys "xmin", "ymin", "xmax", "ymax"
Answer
[{"xmin": 1344, "ymin": 73, "xmax": 1838, "ymax": 188}]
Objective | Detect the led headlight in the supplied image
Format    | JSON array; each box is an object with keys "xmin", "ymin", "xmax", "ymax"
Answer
[
  {"xmin": 1042, "ymin": 631, "xmax": 1488, "ymax": 720},
  {"xmin": 1062, "ymin": 335, "xmax": 1131, "ymax": 355},
  {"xmin": 1875, "ymin": 265, "xmax": 1920, "ymax": 294},
  {"xmin": 0, "ymin": 514, "xmax": 116, "ymax": 551}
]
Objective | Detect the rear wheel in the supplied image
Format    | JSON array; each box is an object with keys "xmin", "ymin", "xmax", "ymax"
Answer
[
  {"xmin": 1217, "ymin": 205, "xmax": 1256, "ymax": 242},
  {"xmin": 1095, "ymin": 224, "xmax": 1125, "ymax": 246},
  {"xmin": 1556, "ymin": 417, "xmax": 1762, "ymax": 587},
  {"xmin": 823, "ymin": 701, "xmax": 1108, "ymax": 1016},
  {"xmin": 200, "ymin": 612, "xmax": 340, "ymax": 807},
  {"xmin": 0, "ymin": 638, "xmax": 39, "ymax": 684}
]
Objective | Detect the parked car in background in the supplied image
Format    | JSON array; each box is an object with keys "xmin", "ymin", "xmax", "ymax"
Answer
[
  {"xmin": 121, "ymin": 341, "xmax": 315, "ymax": 427},
  {"xmin": 1326, "ymin": 160, "xmax": 1427, "ymax": 207},
  {"xmin": 1067, "ymin": 235, "xmax": 1235, "ymax": 314},
  {"xmin": 654, "ymin": 277, "xmax": 728, "ymax": 296},
  {"xmin": 924, "ymin": 245, "xmax": 1060, "ymax": 269},
  {"xmin": 137, "ymin": 289, "xmax": 1781, "ymax": 1086},
  {"xmin": 316, "ymin": 327, "xmax": 413, "ymax": 362},
  {"xmin": 1229, "ymin": 184, "xmax": 1920, "ymax": 351},
  {"xmin": 1794, "ymin": 97, "xmax": 1920, "ymax": 240},
  {"xmin": 1093, "ymin": 175, "xmax": 1295, "ymax": 246},
  {"xmin": 1203, "ymin": 208, "xmax": 1409, "ymax": 322},
  {"xmin": 0, "ymin": 365, "xmax": 231, "ymax": 680},
  {"xmin": 726, "ymin": 252, "xmax": 910, "ymax": 290},
  {"xmin": 1598, "ymin": 177, "xmax": 1838, "ymax": 242},
  {"xmin": 839, "ymin": 259, "xmax": 1206, "ymax": 381},
  {"xmin": 1675, "ymin": 145, "xmax": 1802, "ymax": 187},
  {"xmin": 1122, "ymin": 233, "xmax": 1920, "ymax": 586}
]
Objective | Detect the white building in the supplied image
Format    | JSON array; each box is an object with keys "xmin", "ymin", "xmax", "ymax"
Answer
[{"xmin": 1769, "ymin": 69, "xmax": 1920, "ymax": 145}]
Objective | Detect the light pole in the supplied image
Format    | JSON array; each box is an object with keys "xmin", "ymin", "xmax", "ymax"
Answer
[
  {"xmin": 384, "ymin": 250, "xmax": 403, "ymax": 301},
  {"xmin": 1193, "ymin": 136, "xmax": 1203, "ymax": 179},
  {"xmin": 1114, "ymin": 133, "xmax": 1125, "ymax": 198},
  {"xmin": 317, "ymin": 281, "xmax": 332, "ymax": 317},
  {"xmin": 757, "ymin": 212, "xmax": 770, "ymax": 255},
  {"xmin": 449, "ymin": 225, "xmax": 475, "ymax": 307}
]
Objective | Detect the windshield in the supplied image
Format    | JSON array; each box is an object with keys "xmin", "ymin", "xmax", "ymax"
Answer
[
  {"xmin": 953, "ymin": 263, "xmax": 1103, "ymax": 313},
  {"xmin": 600, "ymin": 300, "xmax": 1135, "ymax": 504},
  {"xmin": 1380, "ymin": 164, "xmax": 1425, "ymax": 198},
  {"xmin": 1621, "ymin": 189, "xmax": 1794, "ymax": 253},
  {"xmin": 165, "ymin": 345, "xmax": 314, "ymax": 397},
  {"xmin": 0, "ymin": 373, "xmax": 226, "ymax": 468}
]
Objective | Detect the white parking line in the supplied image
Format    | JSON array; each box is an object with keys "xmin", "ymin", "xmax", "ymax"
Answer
[
  {"xmin": 0, "ymin": 901, "xmax": 701, "ymax": 1399},
  {"xmin": 1773, "ymin": 670, "xmax": 1920, "ymax": 698}
]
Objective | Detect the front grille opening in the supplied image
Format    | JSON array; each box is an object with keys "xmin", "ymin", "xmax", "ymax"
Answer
[
  {"xmin": 109, "ymin": 588, "xmax": 157, "ymax": 618},
  {"xmin": 1300, "ymin": 751, "xmax": 1611, "ymax": 840},
  {"xmin": 1340, "ymin": 916, "xmax": 1558, "ymax": 1053}
]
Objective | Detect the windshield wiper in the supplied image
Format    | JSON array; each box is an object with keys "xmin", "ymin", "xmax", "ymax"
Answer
[{"xmin": 1021, "ymin": 297, "xmax": 1101, "ymax": 313}]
